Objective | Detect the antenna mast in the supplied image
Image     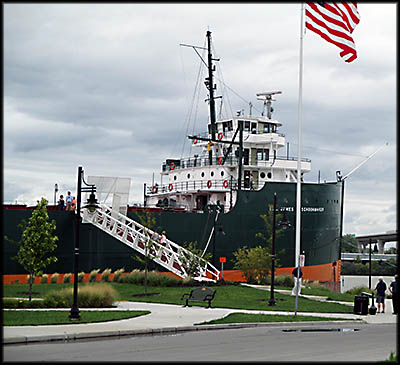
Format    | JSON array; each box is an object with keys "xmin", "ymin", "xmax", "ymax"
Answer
[{"xmin": 256, "ymin": 91, "xmax": 282, "ymax": 119}]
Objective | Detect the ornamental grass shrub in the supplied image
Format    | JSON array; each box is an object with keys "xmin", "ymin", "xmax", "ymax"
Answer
[
  {"xmin": 78, "ymin": 272, "xmax": 85, "ymax": 283},
  {"xmin": 3, "ymin": 298, "xmax": 45, "ymax": 309},
  {"xmin": 41, "ymin": 274, "xmax": 49, "ymax": 284},
  {"xmin": 345, "ymin": 286, "xmax": 374, "ymax": 296},
  {"xmin": 101, "ymin": 268, "xmax": 112, "ymax": 282},
  {"xmin": 50, "ymin": 273, "xmax": 59, "ymax": 284},
  {"xmin": 113, "ymin": 268, "xmax": 125, "ymax": 282},
  {"xmin": 266, "ymin": 274, "xmax": 293, "ymax": 287},
  {"xmin": 63, "ymin": 273, "xmax": 72, "ymax": 283},
  {"xmin": 122, "ymin": 269, "xmax": 182, "ymax": 286},
  {"xmin": 43, "ymin": 283, "xmax": 118, "ymax": 308},
  {"xmin": 89, "ymin": 269, "xmax": 100, "ymax": 282}
]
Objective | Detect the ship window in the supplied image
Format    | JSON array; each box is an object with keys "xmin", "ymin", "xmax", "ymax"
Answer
[
  {"xmin": 260, "ymin": 172, "xmax": 266, "ymax": 179},
  {"xmin": 221, "ymin": 171, "xmax": 224, "ymax": 177},
  {"xmin": 174, "ymin": 175, "xmax": 177, "ymax": 181},
  {"xmin": 211, "ymin": 171, "xmax": 214, "ymax": 177},
  {"xmin": 263, "ymin": 123, "xmax": 270, "ymax": 133},
  {"xmin": 251, "ymin": 122, "xmax": 257, "ymax": 133},
  {"xmin": 244, "ymin": 121, "xmax": 250, "ymax": 132},
  {"xmin": 267, "ymin": 172, "xmax": 272, "ymax": 179},
  {"xmin": 257, "ymin": 148, "xmax": 270, "ymax": 161},
  {"xmin": 271, "ymin": 124, "xmax": 276, "ymax": 133},
  {"xmin": 201, "ymin": 172, "xmax": 205, "ymax": 178},
  {"xmin": 224, "ymin": 120, "xmax": 233, "ymax": 132},
  {"xmin": 187, "ymin": 173, "xmax": 191, "ymax": 179}
]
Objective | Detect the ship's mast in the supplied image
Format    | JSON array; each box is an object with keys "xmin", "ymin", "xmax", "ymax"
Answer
[{"xmin": 205, "ymin": 31, "xmax": 220, "ymax": 165}]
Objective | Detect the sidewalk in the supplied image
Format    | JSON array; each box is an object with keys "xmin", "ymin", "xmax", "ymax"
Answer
[{"xmin": 3, "ymin": 299, "xmax": 396, "ymax": 345}]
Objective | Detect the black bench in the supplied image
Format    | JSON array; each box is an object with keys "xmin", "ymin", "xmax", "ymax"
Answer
[{"xmin": 181, "ymin": 286, "xmax": 216, "ymax": 308}]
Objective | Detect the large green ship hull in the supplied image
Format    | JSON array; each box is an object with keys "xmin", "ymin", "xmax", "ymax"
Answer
[{"xmin": 3, "ymin": 181, "xmax": 343, "ymax": 275}]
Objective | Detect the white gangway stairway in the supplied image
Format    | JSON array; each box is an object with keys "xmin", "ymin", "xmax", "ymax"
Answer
[{"xmin": 82, "ymin": 203, "xmax": 220, "ymax": 281}]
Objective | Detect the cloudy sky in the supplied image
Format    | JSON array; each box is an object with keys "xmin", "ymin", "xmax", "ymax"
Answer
[{"xmin": 4, "ymin": 3, "xmax": 397, "ymax": 237}]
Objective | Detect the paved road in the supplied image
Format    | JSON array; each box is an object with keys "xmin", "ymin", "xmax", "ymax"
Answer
[{"xmin": 3, "ymin": 323, "xmax": 396, "ymax": 362}]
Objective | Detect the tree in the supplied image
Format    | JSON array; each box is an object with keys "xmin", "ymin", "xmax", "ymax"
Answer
[
  {"xmin": 132, "ymin": 211, "xmax": 159, "ymax": 293},
  {"xmin": 233, "ymin": 205, "xmax": 286, "ymax": 284},
  {"xmin": 13, "ymin": 198, "xmax": 58, "ymax": 300},
  {"xmin": 342, "ymin": 234, "xmax": 360, "ymax": 253},
  {"xmin": 179, "ymin": 241, "xmax": 212, "ymax": 280},
  {"xmin": 233, "ymin": 245, "xmax": 272, "ymax": 284}
]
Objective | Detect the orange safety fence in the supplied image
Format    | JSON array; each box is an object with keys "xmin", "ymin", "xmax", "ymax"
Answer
[{"xmin": 3, "ymin": 260, "xmax": 341, "ymax": 284}]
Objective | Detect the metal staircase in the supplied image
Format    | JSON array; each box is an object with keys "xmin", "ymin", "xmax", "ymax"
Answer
[{"xmin": 82, "ymin": 203, "xmax": 220, "ymax": 281}]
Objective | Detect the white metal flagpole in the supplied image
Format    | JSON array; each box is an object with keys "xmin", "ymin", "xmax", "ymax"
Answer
[
  {"xmin": 295, "ymin": 3, "xmax": 304, "ymax": 268},
  {"xmin": 294, "ymin": 2, "xmax": 305, "ymax": 317}
]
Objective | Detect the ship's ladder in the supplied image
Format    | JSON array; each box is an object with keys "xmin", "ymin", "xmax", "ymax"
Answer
[{"xmin": 82, "ymin": 203, "xmax": 220, "ymax": 281}]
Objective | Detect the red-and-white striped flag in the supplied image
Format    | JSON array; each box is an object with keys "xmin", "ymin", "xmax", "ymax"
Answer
[{"xmin": 305, "ymin": 2, "xmax": 360, "ymax": 63}]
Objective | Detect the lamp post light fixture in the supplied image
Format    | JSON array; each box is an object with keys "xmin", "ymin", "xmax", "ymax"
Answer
[
  {"xmin": 269, "ymin": 193, "xmax": 290, "ymax": 306},
  {"xmin": 69, "ymin": 166, "xmax": 98, "ymax": 320},
  {"xmin": 368, "ymin": 239, "xmax": 379, "ymax": 290},
  {"xmin": 54, "ymin": 183, "xmax": 58, "ymax": 206}
]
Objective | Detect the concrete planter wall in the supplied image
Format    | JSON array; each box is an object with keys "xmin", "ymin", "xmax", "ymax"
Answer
[{"xmin": 340, "ymin": 275, "xmax": 395, "ymax": 294}]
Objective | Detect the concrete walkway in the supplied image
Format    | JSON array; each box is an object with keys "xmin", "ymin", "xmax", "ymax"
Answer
[{"xmin": 3, "ymin": 297, "xmax": 396, "ymax": 345}]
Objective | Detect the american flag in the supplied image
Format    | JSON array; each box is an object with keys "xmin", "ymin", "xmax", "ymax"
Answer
[{"xmin": 305, "ymin": 2, "xmax": 360, "ymax": 63}]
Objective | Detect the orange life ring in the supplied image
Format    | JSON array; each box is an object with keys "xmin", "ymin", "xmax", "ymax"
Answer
[
  {"xmin": 218, "ymin": 132, "xmax": 223, "ymax": 140},
  {"xmin": 217, "ymin": 156, "xmax": 223, "ymax": 165},
  {"xmin": 152, "ymin": 185, "xmax": 158, "ymax": 193},
  {"xmin": 207, "ymin": 180, "xmax": 212, "ymax": 188},
  {"xmin": 170, "ymin": 162, "xmax": 175, "ymax": 170},
  {"xmin": 168, "ymin": 183, "xmax": 173, "ymax": 191},
  {"xmin": 223, "ymin": 180, "xmax": 229, "ymax": 188}
]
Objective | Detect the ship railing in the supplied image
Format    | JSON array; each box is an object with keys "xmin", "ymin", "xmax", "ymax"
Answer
[
  {"xmin": 147, "ymin": 178, "xmax": 236, "ymax": 195},
  {"xmin": 82, "ymin": 203, "xmax": 220, "ymax": 282},
  {"xmin": 162, "ymin": 155, "xmax": 311, "ymax": 172}
]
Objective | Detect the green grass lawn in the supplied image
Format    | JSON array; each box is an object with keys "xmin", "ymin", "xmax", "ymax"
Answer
[
  {"xmin": 198, "ymin": 313, "xmax": 359, "ymax": 325},
  {"xmin": 3, "ymin": 310, "xmax": 150, "ymax": 326},
  {"xmin": 3, "ymin": 282, "xmax": 354, "ymax": 313}
]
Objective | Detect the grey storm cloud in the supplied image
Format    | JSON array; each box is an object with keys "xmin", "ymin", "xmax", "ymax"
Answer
[{"xmin": 3, "ymin": 3, "xmax": 397, "ymax": 236}]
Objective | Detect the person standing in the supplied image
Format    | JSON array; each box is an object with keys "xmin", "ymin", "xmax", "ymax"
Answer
[
  {"xmin": 71, "ymin": 196, "xmax": 76, "ymax": 211},
  {"xmin": 58, "ymin": 195, "xmax": 65, "ymax": 210},
  {"xmin": 291, "ymin": 266, "xmax": 303, "ymax": 296},
  {"xmin": 65, "ymin": 191, "xmax": 73, "ymax": 210},
  {"xmin": 374, "ymin": 276, "xmax": 387, "ymax": 313},
  {"xmin": 389, "ymin": 274, "xmax": 398, "ymax": 314}
]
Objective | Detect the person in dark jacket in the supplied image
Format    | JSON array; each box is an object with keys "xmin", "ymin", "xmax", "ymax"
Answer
[
  {"xmin": 58, "ymin": 195, "xmax": 65, "ymax": 210},
  {"xmin": 374, "ymin": 276, "xmax": 387, "ymax": 313},
  {"xmin": 389, "ymin": 274, "xmax": 398, "ymax": 314},
  {"xmin": 291, "ymin": 267, "xmax": 303, "ymax": 296}
]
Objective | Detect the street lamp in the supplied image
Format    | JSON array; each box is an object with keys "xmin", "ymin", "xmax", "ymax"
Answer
[
  {"xmin": 269, "ymin": 193, "xmax": 290, "ymax": 306},
  {"xmin": 69, "ymin": 166, "xmax": 98, "ymax": 320},
  {"xmin": 54, "ymin": 183, "xmax": 58, "ymax": 206},
  {"xmin": 368, "ymin": 239, "xmax": 379, "ymax": 290}
]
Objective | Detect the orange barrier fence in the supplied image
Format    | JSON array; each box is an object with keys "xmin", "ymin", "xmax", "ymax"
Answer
[{"xmin": 3, "ymin": 261, "xmax": 341, "ymax": 285}]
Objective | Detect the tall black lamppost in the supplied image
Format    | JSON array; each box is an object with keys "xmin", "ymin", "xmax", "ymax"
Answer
[
  {"xmin": 54, "ymin": 183, "xmax": 58, "ymax": 206},
  {"xmin": 69, "ymin": 166, "xmax": 99, "ymax": 320},
  {"xmin": 269, "ymin": 193, "xmax": 290, "ymax": 306},
  {"xmin": 368, "ymin": 239, "xmax": 379, "ymax": 290}
]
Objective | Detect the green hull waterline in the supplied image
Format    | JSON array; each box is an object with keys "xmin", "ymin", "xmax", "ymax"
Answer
[{"xmin": 3, "ymin": 181, "xmax": 343, "ymax": 275}]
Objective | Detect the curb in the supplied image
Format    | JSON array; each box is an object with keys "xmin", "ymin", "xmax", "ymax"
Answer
[{"xmin": 3, "ymin": 320, "xmax": 367, "ymax": 345}]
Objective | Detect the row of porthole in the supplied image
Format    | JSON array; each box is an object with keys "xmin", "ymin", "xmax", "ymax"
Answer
[
  {"xmin": 172, "ymin": 171, "xmax": 277, "ymax": 180},
  {"xmin": 173, "ymin": 170, "xmax": 226, "ymax": 181}
]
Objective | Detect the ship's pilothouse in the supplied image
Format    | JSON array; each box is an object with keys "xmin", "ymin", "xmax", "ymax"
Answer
[
  {"xmin": 144, "ymin": 92, "xmax": 311, "ymax": 213},
  {"xmin": 144, "ymin": 31, "xmax": 310, "ymax": 213}
]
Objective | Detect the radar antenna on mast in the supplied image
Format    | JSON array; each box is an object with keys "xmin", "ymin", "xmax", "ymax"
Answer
[{"xmin": 256, "ymin": 91, "xmax": 282, "ymax": 119}]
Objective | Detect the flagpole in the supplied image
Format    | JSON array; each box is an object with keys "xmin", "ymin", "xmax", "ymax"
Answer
[{"xmin": 294, "ymin": 2, "xmax": 305, "ymax": 317}]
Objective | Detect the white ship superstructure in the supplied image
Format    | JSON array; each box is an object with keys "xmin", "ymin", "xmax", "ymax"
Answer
[{"xmin": 144, "ymin": 32, "xmax": 311, "ymax": 213}]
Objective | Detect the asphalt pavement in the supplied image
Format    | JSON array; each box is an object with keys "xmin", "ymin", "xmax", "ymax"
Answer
[{"xmin": 3, "ymin": 294, "xmax": 396, "ymax": 345}]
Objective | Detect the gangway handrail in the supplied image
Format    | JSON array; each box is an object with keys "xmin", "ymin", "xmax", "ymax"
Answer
[{"xmin": 82, "ymin": 203, "xmax": 220, "ymax": 281}]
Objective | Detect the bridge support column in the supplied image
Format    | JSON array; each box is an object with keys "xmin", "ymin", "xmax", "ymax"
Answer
[{"xmin": 377, "ymin": 239, "xmax": 385, "ymax": 254}]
